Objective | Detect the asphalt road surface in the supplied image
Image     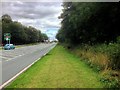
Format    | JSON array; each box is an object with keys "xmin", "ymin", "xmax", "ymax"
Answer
[{"xmin": 0, "ymin": 43, "xmax": 56, "ymax": 85}]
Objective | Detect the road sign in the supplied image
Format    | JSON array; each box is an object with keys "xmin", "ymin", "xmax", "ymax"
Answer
[
  {"xmin": 4, "ymin": 33, "xmax": 11, "ymax": 41},
  {"xmin": 6, "ymin": 38, "xmax": 8, "ymax": 41}
]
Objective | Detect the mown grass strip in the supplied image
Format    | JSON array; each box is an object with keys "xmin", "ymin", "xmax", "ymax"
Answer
[{"xmin": 6, "ymin": 45, "xmax": 104, "ymax": 88}]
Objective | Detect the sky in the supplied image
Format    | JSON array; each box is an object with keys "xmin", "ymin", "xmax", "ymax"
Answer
[
  {"xmin": 1, "ymin": 0, "xmax": 63, "ymax": 40},
  {"xmin": 1, "ymin": 0, "xmax": 119, "ymax": 41}
]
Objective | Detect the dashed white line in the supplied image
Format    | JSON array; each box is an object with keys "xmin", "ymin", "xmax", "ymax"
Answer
[
  {"xmin": 0, "ymin": 54, "xmax": 25, "ymax": 62},
  {"xmin": 6, "ymin": 54, "xmax": 25, "ymax": 62},
  {"xmin": 0, "ymin": 56, "xmax": 10, "ymax": 60}
]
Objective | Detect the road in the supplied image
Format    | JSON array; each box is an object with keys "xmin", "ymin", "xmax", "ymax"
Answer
[{"xmin": 0, "ymin": 43, "xmax": 56, "ymax": 86}]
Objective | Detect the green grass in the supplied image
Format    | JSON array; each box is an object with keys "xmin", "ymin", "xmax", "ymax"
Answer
[{"xmin": 6, "ymin": 45, "xmax": 104, "ymax": 88}]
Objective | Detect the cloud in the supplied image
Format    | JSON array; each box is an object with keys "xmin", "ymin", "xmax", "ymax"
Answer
[{"xmin": 2, "ymin": 1, "xmax": 63, "ymax": 40}]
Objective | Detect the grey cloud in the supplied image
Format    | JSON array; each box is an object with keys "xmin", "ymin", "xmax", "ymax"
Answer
[
  {"xmin": 2, "ymin": 1, "xmax": 62, "ymax": 40},
  {"xmin": 2, "ymin": 2, "xmax": 62, "ymax": 19}
]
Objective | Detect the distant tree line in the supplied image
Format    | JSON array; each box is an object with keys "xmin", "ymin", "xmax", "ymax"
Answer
[
  {"xmin": 1, "ymin": 14, "xmax": 48, "ymax": 45},
  {"xmin": 56, "ymin": 2, "xmax": 120, "ymax": 45}
]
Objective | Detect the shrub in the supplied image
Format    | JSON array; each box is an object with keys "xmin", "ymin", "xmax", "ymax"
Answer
[
  {"xmin": 100, "ymin": 70, "xmax": 120, "ymax": 88},
  {"xmin": 117, "ymin": 36, "xmax": 120, "ymax": 44},
  {"xmin": 89, "ymin": 43, "xmax": 120, "ymax": 70},
  {"xmin": 107, "ymin": 43, "xmax": 120, "ymax": 70}
]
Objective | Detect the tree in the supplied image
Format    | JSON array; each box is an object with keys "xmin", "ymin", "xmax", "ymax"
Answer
[
  {"xmin": 1, "ymin": 14, "xmax": 48, "ymax": 44},
  {"xmin": 41, "ymin": 33, "xmax": 48, "ymax": 41},
  {"xmin": 2, "ymin": 14, "xmax": 12, "ymax": 23},
  {"xmin": 57, "ymin": 2, "xmax": 120, "ymax": 45}
]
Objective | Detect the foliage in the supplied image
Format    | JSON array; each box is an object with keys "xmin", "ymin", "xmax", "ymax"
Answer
[
  {"xmin": 100, "ymin": 69, "xmax": 120, "ymax": 88},
  {"xmin": 1, "ymin": 14, "xmax": 48, "ymax": 44},
  {"xmin": 88, "ymin": 42, "xmax": 120, "ymax": 70},
  {"xmin": 41, "ymin": 33, "xmax": 48, "ymax": 41},
  {"xmin": 2, "ymin": 14, "xmax": 12, "ymax": 23},
  {"xmin": 117, "ymin": 36, "xmax": 120, "ymax": 44},
  {"xmin": 56, "ymin": 3, "xmax": 120, "ymax": 87},
  {"xmin": 74, "ymin": 42, "xmax": 120, "ymax": 70},
  {"xmin": 56, "ymin": 2, "xmax": 120, "ymax": 45},
  {"xmin": 106, "ymin": 43, "xmax": 120, "ymax": 70},
  {"xmin": 71, "ymin": 42, "xmax": 120, "ymax": 88}
]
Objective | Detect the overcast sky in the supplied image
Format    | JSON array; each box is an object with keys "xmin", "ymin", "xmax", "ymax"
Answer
[{"xmin": 1, "ymin": 1, "xmax": 63, "ymax": 40}]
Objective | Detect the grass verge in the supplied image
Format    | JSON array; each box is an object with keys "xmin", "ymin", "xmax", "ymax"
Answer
[{"xmin": 6, "ymin": 45, "xmax": 104, "ymax": 88}]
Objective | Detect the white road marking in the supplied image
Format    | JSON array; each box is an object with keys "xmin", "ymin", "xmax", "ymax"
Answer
[
  {"xmin": 0, "ymin": 54, "xmax": 25, "ymax": 62},
  {"xmin": 0, "ymin": 57, "xmax": 41, "ymax": 89},
  {"xmin": 6, "ymin": 54, "xmax": 25, "ymax": 62},
  {"xmin": 0, "ymin": 43, "xmax": 56, "ymax": 89},
  {"xmin": 0, "ymin": 56, "xmax": 10, "ymax": 60}
]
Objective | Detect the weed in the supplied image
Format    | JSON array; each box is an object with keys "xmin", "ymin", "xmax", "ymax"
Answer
[{"xmin": 70, "ymin": 43, "xmax": 120, "ymax": 88}]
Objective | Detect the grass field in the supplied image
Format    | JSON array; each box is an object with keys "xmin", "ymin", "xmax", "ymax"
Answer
[{"xmin": 6, "ymin": 45, "xmax": 104, "ymax": 88}]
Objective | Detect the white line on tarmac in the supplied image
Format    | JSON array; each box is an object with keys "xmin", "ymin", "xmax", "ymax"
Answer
[
  {"xmin": 0, "ymin": 54, "xmax": 25, "ymax": 62},
  {"xmin": 0, "ymin": 56, "xmax": 10, "ymax": 60},
  {"xmin": 0, "ymin": 57, "xmax": 41, "ymax": 89},
  {"xmin": 6, "ymin": 54, "xmax": 24, "ymax": 62},
  {"xmin": 0, "ymin": 44, "xmax": 56, "ymax": 89}
]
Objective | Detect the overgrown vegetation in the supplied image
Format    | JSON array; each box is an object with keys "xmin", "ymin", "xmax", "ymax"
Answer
[
  {"xmin": 70, "ymin": 42, "xmax": 120, "ymax": 88},
  {"xmin": 56, "ymin": 2, "xmax": 120, "ymax": 88},
  {"xmin": 0, "ymin": 14, "xmax": 48, "ymax": 45}
]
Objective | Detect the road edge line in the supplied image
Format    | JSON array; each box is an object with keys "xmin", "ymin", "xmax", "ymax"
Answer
[
  {"xmin": 0, "ymin": 44, "xmax": 56, "ymax": 89},
  {"xmin": 0, "ymin": 57, "xmax": 41, "ymax": 89}
]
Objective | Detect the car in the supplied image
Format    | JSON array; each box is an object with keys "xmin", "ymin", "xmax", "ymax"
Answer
[{"xmin": 4, "ymin": 44, "xmax": 15, "ymax": 50}]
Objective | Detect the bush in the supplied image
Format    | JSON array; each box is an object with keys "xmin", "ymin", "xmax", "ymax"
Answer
[
  {"xmin": 89, "ymin": 43, "xmax": 120, "ymax": 70},
  {"xmin": 70, "ymin": 42, "xmax": 120, "ymax": 88},
  {"xmin": 117, "ymin": 36, "xmax": 120, "ymax": 44},
  {"xmin": 107, "ymin": 43, "xmax": 120, "ymax": 70},
  {"xmin": 100, "ymin": 70, "xmax": 120, "ymax": 88}
]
